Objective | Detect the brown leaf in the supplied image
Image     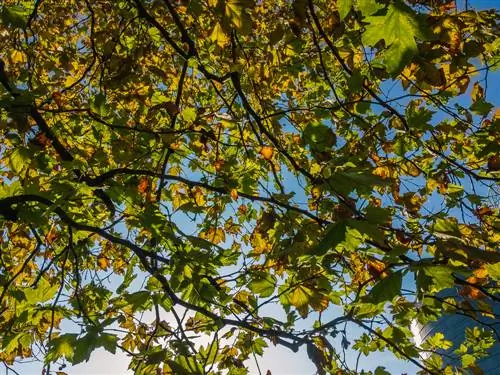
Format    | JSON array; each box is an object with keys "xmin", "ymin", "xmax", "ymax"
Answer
[
  {"xmin": 51, "ymin": 92, "xmax": 63, "ymax": 106},
  {"xmin": 367, "ymin": 258, "xmax": 388, "ymax": 279},
  {"xmin": 487, "ymin": 155, "xmax": 500, "ymax": 171},
  {"xmin": 230, "ymin": 189, "xmax": 238, "ymax": 201},
  {"xmin": 471, "ymin": 82, "xmax": 484, "ymax": 102},
  {"xmin": 164, "ymin": 101, "xmax": 180, "ymax": 116},
  {"xmin": 459, "ymin": 285, "xmax": 485, "ymax": 300},
  {"xmin": 46, "ymin": 226, "xmax": 58, "ymax": 245},
  {"xmin": 35, "ymin": 132, "xmax": 51, "ymax": 147},
  {"xmin": 214, "ymin": 159, "xmax": 224, "ymax": 172},
  {"xmin": 138, "ymin": 177, "xmax": 150, "ymax": 195}
]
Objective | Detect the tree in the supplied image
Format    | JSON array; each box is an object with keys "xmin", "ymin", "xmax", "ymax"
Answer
[{"xmin": 0, "ymin": 0, "xmax": 498, "ymax": 373}]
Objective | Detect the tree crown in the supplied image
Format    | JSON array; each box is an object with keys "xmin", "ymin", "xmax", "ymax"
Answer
[{"xmin": 0, "ymin": 0, "xmax": 499, "ymax": 374}]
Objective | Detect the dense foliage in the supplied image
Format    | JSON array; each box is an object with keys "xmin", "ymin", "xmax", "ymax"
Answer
[{"xmin": 0, "ymin": 0, "xmax": 499, "ymax": 374}]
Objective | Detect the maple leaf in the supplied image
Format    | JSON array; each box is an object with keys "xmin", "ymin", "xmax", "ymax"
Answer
[
  {"xmin": 362, "ymin": 1, "xmax": 430, "ymax": 75},
  {"xmin": 211, "ymin": 23, "xmax": 229, "ymax": 47}
]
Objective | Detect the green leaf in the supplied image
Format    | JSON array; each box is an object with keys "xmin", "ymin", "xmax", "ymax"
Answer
[
  {"xmin": 367, "ymin": 270, "xmax": 403, "ymax": 304},
  {"xmin": 9, "ymin": 147, "xmax": 31, "ymax": 174},
  {"xmin": 356, "ymin": 0, "xmax": 383, "ymax": 16},
  {"xmin": 348, "ymin": 220, "xmax": 385, "ymax": 244},
  {"xmin": 374, "ymin": 367, "xmax": 391, "ymax": 375},
  {"xmin": 97, "ymin": 333, "xmax": 118, "ymax": 354},
  {"xmin": 312, "ymin": 222, "xmax": 347, "ymax": 255},
  {"xmin": 344, "ymin": 226, "xmax": 364, "ymax": 251},
  {"xmin": 354, "ymin": 302, "xmax": 385, "ymax": 318},
  {"xmin": 151, "ymin": 91, "xmax": 169, "ymax": 106},
  {"xmin": 423, "ymin": 266, "xmax": 455, "ymax": 291},
  {"xmin": 303, "ymin": 122, "xmax": 336, "ymax": 151},
  {"xmin": 124, "ymin": 291, "xmax": 152, "ymax": 311},
  {"xmin": 347, "ymin": 70, "xmax": 363, "ymax": 93},
  {"xmin": 362, "ymin": 1, "xmax": 429, "ymax": 75},
  {"xmin": 485, "ymin": 262, "xmax": 500, "ymax": 280},
  {"xmin": 72, "ymin": 332, "xmax": 118, "ymax": 364},
  {"xmin": 365, "ymin": 206, "xmax": 391, "ymax": 224},
  {"xmin": 252, "ymin": 337, "xmax": 268, "ymax": 356},
  {"xmin": 0, "ymin": 180, "xmax": 22, "ymax": 199},
  {"xmin": 90, "ymin": 93, "xmax": 107, "ymax": 117},
  {"xmin": 166, "ymin": 356, "xmax": 204, "ymax": 375},
  {"xmin": 425, "ymin": 332, "xmax": 453, "ymax": 351},
  {"xmin": 3, "ymin": 333, "xmax": 32, "ymax": 354},
  {"xmin": 46, "ymin": 334, "xmax": 78, "ymax": 362},
  {"xmin": 269, "ymin": 26, "xmax": 284, "ymax": 45},
  {"xmin": 180, "ymin": 107, "xmax": 197, "ymax": 123},
  {"xmin": 72, "ymin": 334, "xmax": 97, "ymax": 364},
  {"xmin": 470, "ymin": 99, "xmax": 493, "ymax": 116},
  {"xmin": 338, "ymin": 0, "xmax": 353, "ymax": 20},
  {"xmin": 447, "ymin": 184, "xmax": 464, "ymax": 194},
  {"xmin": 1, "ymin": 5, "xmax": 31, "ymax": 28},
  {"xmin": 116, "ymin": 262, "xmax": 137, "ymax": 294},
  {"xmin": 406, "ymin": 104, "xmax": 434, "ymax": 130},
  {"xmin": 248, "ymin": 272, "xmax": 276, "ymax": 297},
  {"xmin": 432, "ymin": 218, "xmax": 461, "ymax": 237},
  {"xmin": 225, "ymin": 0, "xmax": 253, "ymax": 34},
  {"xmin": 23, "ymin": 277, "xmax": 59, "ymax": 305}
]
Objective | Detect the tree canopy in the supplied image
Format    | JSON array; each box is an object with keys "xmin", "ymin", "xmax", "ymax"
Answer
[{"xmin": 0, "ymin": 0, "xmax": 499, "ymax": 374}]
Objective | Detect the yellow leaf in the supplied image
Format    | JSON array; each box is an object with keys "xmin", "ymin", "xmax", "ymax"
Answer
[
  {"xmin": 426, "ymin": 178, "xmax": 438, "ymax": 192},
  {"xmin": 311, "ymin": 186, "xmax": 322, "ymax": 199},
  {"xmin": 191, "ymin": 187, "xmax": 206, "ymax": 206},
  {"xmin": 373, "ymin": 166, "xmax": 392, "ymax": 179},
  {"xmin": 210, "ymin": 23, "xmax": 229, "ymax": 48},
  {"xmin": 459, "ymin": 225, "xmax": 472, "ymax": 237},
  {"xmin": 401, "ymin": 161, "xmax": 420, "ymax": 177},
  {"xmin": 473, "ymin": 267, "xmax": 488, "ymax": 279},
  {"xmin": 290, "ymin": 285, "xmax": 312, "ymax": 308},
  {"xmin": 168, "ymin": 166, "xmax": 181, "ymax": 176},
  {"xmin": 493, "ymin": 108, "xmax": 500, "ymax": 120},
  {"xmin": 259, "ymin": 146, "xmax": 274, "ymax": 160},
  {"xmin": 250, "ymin": 232, "xmax": 272, "ymax": 254},
  {"xmin": 64, "ymin": 75, "xmax": 78, "ymax": 86},
  {"xmin": 310, "ymin": 162, "xmax": 322, "ymax": 175},
  {"xmin": 10, "ymin": 50, "xmax": 26, "ymax": 64},
  {"xmin": 200, "ymin": 227, "xmax": 226, "ymax": 244},
  {"xmin": 224, "ymin": 217, "xmax": 240, "ymax": 234}
]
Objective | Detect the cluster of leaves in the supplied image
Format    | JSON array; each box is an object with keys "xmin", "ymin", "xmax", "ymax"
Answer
[{"xmin": 0, "ymin": 0, "xmax": 499, "ymax": 374}]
